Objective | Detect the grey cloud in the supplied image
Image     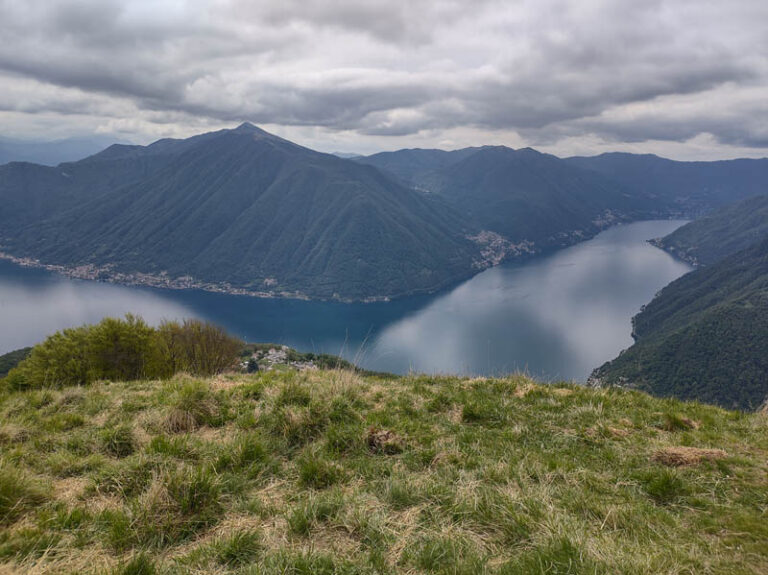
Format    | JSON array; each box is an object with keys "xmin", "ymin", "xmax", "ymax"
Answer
[{"xmin": 0, "ymin": 0, "xmax": 766, "ymax": 155}]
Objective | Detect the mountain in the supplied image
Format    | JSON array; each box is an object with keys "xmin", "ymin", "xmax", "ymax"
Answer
[
  {"xmin": 0, "ymin": 123, "xmax": 484, "ymax": 301},
  {"xmin": 0, "ymin": 135, "xmax": 126, "ymax": 166},
  {"xmin": 331, "ymin": 152, "xmax": 362, "ymax": 159},
  {"xmin": 566, "ymin": 152, "xmax": 768, "ymax": 214},
  {"xmin": 0, "ymin": 347, "xmax": 31, "ymax": 377},
  {"xmin": 363, "ymin": 146, "xmax": 666, "ymax": 249},
  {"xmin": 591, "ymin": 236, "xmax": 768, "ymax": 410},
  {"xmin": 650, "ymin": 194, "xmax": 768, "ymax": 265},
  {"xmin": 355, "ymin": 147, "xmax": 480, "ymax": 189},
  {"xmin": 424, "ymin": 146, "xmax": 665, "ymax": 247}
]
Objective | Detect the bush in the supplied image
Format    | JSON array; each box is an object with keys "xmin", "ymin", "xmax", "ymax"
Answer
[
  {"xmin": 6, "ymin": 315, "xmax": 243, "ymax": 390},
  {"xmin": 155, "ymin": 319, "xmax": 242, "ymax": 377}
]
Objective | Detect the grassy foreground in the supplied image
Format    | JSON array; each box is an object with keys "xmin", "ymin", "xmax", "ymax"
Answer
[{"xmin": 0, "ymin": 369, "xmax": 766, "ymax": 574}]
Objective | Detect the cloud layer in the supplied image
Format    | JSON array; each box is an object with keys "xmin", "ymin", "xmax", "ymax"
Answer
[{"xmin": 0, "ymin": 0, "xmax": 766, "ymax": 158}]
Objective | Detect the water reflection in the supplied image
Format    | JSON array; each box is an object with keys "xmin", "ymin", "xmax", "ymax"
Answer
[
  {"xmin": 0, "ymin": 261, "xmax": 194, "ymax": 353},
  {"xmin": 0, "ymin": 220, "xmax": 691, "ymax": 380}
]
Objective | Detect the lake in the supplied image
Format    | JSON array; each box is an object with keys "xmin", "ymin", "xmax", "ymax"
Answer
[{"xmin": 0, "ymin": 220, "xmax": 691, "ymax": 380}]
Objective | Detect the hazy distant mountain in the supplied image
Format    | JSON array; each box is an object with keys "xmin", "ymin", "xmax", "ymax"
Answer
[
  {"xmin": 331, "ymin": 152, "xmax": 362, "ymax": 159},
  {"xmin": 566, "ymin": 152, "xmax": 768, "ymax": 214},
  {"xmin": 361, "ymin": 146, "xmax": 665, "ymax": 249},
  {"xmin": 591, "ymin": 236, "xmax": 768, "ymax": 410},
  {"xmin": 0, "ymin": 124, "xmax": 482, "ymax": 300},
  {"xmin": 355, "ymin": 147, "xmax": 480, "ymax": 189},
  {"xmin": 425, "ymin": 146, "xmax": 665, "ymax": 247},
  {"xmin": 651, "ymin": 194, "xmax": 768, "ymax": 266},
  {"xmin": 0, "ymin": 135, "xmax": 127, "ymax": 166}
]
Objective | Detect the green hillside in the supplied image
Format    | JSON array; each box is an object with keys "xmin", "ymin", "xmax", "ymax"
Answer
[
  {"xmin": 591, "ymin": 238, "xmax": 768, "ymax": 410},
  {"xmin": 1, "ymin": 367, "xmax": 766, "ymax": 574},
  {"xmin": 0, "ymin": 347, "xmax": 30, "ymax": 377},
  {"xmin": 651, "ymin": 194, "xmax": 768, "ymax": 265},
  {"xmin": 0, "ymin": 124, "xmax": 481, "ymax": 301}
]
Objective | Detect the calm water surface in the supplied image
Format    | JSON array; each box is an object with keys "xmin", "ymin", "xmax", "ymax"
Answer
[{"xmin": 0, "ymin": 220, "xmax": 691, "ymax": 380}]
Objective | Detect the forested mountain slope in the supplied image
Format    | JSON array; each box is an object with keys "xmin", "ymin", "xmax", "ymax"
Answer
[
  {"xmin": 651, "ymin": 194, "xmax": 768, "ymax": 265},
  {"xmin": 0, "ymin": 124, "xmax": 482, "ymax": 301},
  {"xmin": 591, "ymin": 237, "xmax": 768, "ymax": 410},
  {"xmin": 361, "ymin": 146, "xmax": 667, "ymax": 250}
]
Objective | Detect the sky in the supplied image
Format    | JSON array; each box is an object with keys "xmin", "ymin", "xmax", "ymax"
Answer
[{"xmin": 0, "ymin": 0, "xmax": 766, "ymax": 160}]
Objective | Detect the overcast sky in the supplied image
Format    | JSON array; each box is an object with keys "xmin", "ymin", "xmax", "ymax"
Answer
[{"xmin": 0, "ymin": 0, "xmax": 766, "ymax": 159}]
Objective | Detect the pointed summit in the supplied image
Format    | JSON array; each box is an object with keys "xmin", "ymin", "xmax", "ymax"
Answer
[{"xmin": 233, "ymin": 122, "xmax": 263, "ymax": 133}]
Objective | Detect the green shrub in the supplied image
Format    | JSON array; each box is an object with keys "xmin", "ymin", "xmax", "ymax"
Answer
[
  {"xmin": 155, "ymin": 319, "xmax": 242, "ymax": 377},
  {"xmin": 6, "ymin": 315, "xmax": 242, "ymax": 390},
  {"xmin": 88, "ymin": 315, "xmax": 156, "ymax": 382}
]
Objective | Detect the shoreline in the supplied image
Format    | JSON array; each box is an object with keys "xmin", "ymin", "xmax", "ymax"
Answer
[
  {"xmin": 0, "ymin": 251, "xmax": 479, "ymax": 304},
  {"xmin": 0, "ymin": 217, "xmax": 676, "ymax": 305}
]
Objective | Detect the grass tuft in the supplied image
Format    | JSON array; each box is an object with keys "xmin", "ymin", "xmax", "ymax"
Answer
[
  {"xmin": 297, "ymin": 452, "xmax": 345, "ymax": 489},
  {"xmin": 100, "ymin": 425, "xmax": 137, "ymax": 458},
  {"xmin": 0, "ymin": 463, "xmax": 48, "ymax": 526},
  {"xmin": 111, "ymin": 552, "xmax": 157, "ymax": 575},
  {"xmin": 210, "ymin": 530, "xmax": 263, "ymax": 566}
]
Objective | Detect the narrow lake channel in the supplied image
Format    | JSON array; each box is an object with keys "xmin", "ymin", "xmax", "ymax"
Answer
[{"xmin": 0, "ymin": 220, "xmax": 691, "ymax": 380}]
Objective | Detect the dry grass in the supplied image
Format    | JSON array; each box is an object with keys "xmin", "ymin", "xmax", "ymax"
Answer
[
  {"xmin": 0, "ymin": 370, "xmax": 766, "ymax": 574},
  {"xmin": 652, "ymin": 446, "xmax": 728, "ymax": 467}
]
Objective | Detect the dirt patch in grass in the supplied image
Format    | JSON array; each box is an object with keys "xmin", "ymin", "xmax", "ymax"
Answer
[
  {"xmin": 367, "ymin": 428, "xmax": 404, "ymax": 454},
  {"xmin": 513, "ymin": 384, "xmax": 536, "ymax": 398},
  {"xmin": 652, "ymin": 447, "xmax": 727, "ymax": 467},
  {"xmin": 607, "ymin": 426, "xmax": 630, "ymax": 438},
  {"xmin": 53, "ymin": 477, "xmax": 88, "ymax": 503}
]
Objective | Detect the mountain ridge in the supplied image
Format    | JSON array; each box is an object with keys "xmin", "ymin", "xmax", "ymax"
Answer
[{"xmin": 0, "ymin": 125, "xmax": 485, "ymax": 301}]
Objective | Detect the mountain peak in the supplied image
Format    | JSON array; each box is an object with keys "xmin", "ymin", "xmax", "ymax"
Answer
[{"xmin": 233, "ymin": 122, "xmax": 263, "ymax": 133}]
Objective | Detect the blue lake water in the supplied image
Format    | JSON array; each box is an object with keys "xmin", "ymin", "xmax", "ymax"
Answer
[{"xmin": 0, "ymin": 220, "xmax": 691, "ymax": 380}]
